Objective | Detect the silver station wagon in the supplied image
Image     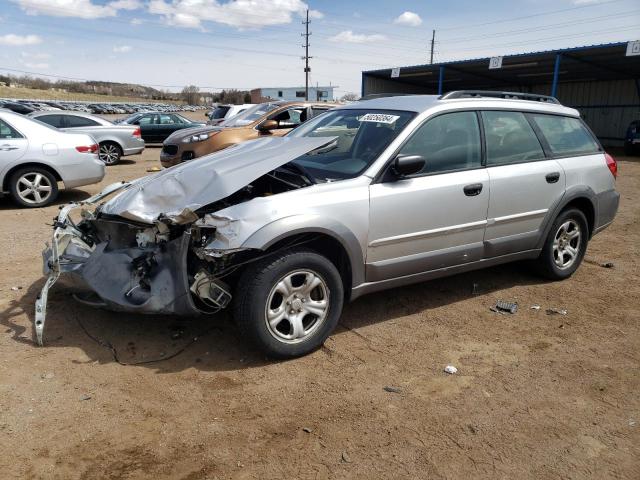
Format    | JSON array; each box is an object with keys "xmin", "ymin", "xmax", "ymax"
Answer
[{"xmin": 36, "ymin": 91, "xmax": 619, "ymax": 358}]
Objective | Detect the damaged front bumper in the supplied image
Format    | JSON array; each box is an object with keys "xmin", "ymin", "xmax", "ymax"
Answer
[{"xmin": 34, "ymin": 182, "xmax": 236, "ymax": 346}]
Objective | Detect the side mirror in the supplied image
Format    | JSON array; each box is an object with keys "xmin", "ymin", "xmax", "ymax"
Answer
[
  {"xmin": 259, "ymin": 119, "xmax": 278, "ymax": 132},
  {"xmin": 392, "ymin": 154, "xmax": 425, "ymax": 177}
]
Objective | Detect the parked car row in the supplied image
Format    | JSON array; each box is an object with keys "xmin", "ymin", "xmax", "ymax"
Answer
[
  {"xmin": 206, "ymin": 103, "xmax": 255, "ymax": 125},
  {"xmin": 0, "ymin": 98, "xmax": 205, "ymax": 115},
  {"xmin": 34, "ymin": 91, "xmax": 620, "ymax": 359},
  {"xmin": 162, "ymin": 101, "xmax": 338, "ymax": 166}
]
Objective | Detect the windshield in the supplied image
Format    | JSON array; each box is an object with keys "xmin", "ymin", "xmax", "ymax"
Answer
[
  {"xmin": 221, "ymin": 102, "xmax": 281, "ymax": 127},
  {"xmin": 287, "ymin": 108, "xmax": 415, "ymax": 181}
]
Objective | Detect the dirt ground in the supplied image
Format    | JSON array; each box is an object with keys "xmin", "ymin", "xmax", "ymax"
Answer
[{"xmin": 0, "ymin": 121, "xmax": 638, "ymax": 479}]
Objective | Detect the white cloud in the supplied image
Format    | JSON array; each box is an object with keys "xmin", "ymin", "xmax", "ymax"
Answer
[
  {"xmin": 113, "ymin": 45, "xmax": 132, "ymax": 53},
  {"xmin": 22, "ymin": 62, "xmax": 50, "ymax": 69},
  {"xmin": 21, "ymin": 51, "xmax": 51, "ymax": 59},
  {"xmin": 148, "ymin": 0, "xmax": 323, "ymax": 30},
  {"xmin": 328, "ymin": 30, "xmax": 386, "ymax": 44},
  {"xmin": 0, "ymin": 34, "xmax": 42, "ymax": 46},
  {"xmin": 11, "ymin": 0, "xmax": 142, "ymax": 19},
  {"xmin": 109, "ymin": 0, "xmax": 142, "ymax": 9},
  {"xmin": 393, "ymin": 11, "xmax": 422, "ymax": 27},
  {"xmin": 130, "ymin": 17, "xmax": 143, "ymax": 25}
]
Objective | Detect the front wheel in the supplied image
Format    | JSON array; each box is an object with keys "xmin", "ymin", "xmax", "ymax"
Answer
[
  {"xmin": 233, "ymin": 248, "xmax": 344, "ymax": 358},
  {"xmin": 99, "ymin": 142, "xmax": 122, "ymax": 165},
  {"xmin": 536, "ymin": 208, "xmax": 589, "ymax": 280}
]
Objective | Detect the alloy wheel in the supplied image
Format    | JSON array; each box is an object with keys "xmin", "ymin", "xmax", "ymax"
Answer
[
  {"xmin": 264, "ymin": 269, "xmax": 330, "ymax": 344},
  {"xmin": 552, "ymin": 220, "xmax": 581, "ymax": 269},
  {"xmin": 99, "ymin": 144, "xmax": 120, "ymax": 165},
  {"xmin": 16, "ymin": 172, "xmax": 53, "ymax": 205}
]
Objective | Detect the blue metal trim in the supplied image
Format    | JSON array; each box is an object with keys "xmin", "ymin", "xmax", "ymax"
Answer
[
  {"xmin": 551, "ymin": 53, "xmax": 562, "ymax": 97},
  {"xmin": 361, "ymin": 73, "xmax": 365, "ymax": 97},
  {"xmin": 362, "ymin": 41, "xmax": 628, "ymax": 74},
  {"xmin": 438, "ymin": 66, "xmax": 445, "ymax": 95}
]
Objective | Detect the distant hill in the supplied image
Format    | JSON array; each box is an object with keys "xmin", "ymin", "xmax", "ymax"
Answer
[{"xmin": 0, "ymin": 74, "xmax": 179, "ymax": 102}]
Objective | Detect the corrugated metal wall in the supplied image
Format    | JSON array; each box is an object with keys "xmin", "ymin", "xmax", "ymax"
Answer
[{"xmin": 363, "ymin": 75, "xmax": 640, "ymax": 147}]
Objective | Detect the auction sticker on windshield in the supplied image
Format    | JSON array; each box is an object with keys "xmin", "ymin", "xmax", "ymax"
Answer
[{"xmin": 359, "ymin": 113, "xmax": 400, "ymax": 124}]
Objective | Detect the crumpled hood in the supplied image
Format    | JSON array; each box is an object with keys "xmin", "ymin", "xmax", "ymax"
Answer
[
  {"xmin": 99, "ymin": 136, "xmax": 335, "ymax": 224},
  {"xmin": 165, "ymin": 124, "xmax": 220, "ymax": 143}
]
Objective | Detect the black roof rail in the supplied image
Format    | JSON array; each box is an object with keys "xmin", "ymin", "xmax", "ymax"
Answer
[{"xmin": 440, "ymin": 90, "xmax": 560, "ymax": 104}]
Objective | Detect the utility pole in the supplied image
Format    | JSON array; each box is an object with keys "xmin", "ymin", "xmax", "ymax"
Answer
[
  {"xmin": 430, "ymin": 29, "xmax": 436, "ymax": 64},
  {"xmin": 301, "ymin": 9, "xmax": 312, "ymax": 100}
]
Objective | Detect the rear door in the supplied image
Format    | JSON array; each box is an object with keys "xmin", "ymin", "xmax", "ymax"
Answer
[
  {"xmin": 481, "ymin": 110, "xmax": 565, "ymax": 257},
  {"xmin": 0, "ymin": 118, "xmax": 28, "ymax": 166},
  {"xmin": 367, "ymin": 111, "xmax": 489, "ymax": 281}
]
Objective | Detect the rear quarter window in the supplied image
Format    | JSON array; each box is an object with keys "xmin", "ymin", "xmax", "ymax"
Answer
[{"xmin": 531, "ymin": 114, "xmax": 600, "ymax": 156}]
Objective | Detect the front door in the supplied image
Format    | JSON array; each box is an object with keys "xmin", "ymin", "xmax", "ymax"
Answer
[{"xmin": 367, "ymin": 111, "xmax": 489, "ymax": 282}]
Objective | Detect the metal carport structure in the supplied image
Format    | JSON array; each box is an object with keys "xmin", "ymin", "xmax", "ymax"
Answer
[{"xmin": 361, "ymin": 42, "xmax": 640, "ymax": 146}]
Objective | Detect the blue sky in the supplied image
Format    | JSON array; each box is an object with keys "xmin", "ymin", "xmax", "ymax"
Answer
[{"xmin": 0, "ymin": 0, "xmax": 639, "ymax": 97}]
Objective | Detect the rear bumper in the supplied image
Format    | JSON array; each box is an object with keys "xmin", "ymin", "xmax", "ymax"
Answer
[
  {"xmin": 594, "ymin": 189, "xmax": 620, "ymax": 235},
  {"xmin": 61, "ymin": 156, "xmax": 106, "ymax": 189},
  {"xmin": 122, "ymin": 137, "xmax": 144, "ymax": 157}
]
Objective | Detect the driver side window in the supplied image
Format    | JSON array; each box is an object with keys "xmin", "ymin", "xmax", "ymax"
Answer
[
  {"xmin": 271, "ymin": 108, "xmax": 307, "ymax": 128},
  {"xmin": 398, "ymin": 111, "xmax": 481, "ymax": 175}
]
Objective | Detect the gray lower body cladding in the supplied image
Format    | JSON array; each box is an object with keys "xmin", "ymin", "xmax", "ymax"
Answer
[{"xmin": 45, "ymin": 230, "xmax": 202, "ymax": 316}]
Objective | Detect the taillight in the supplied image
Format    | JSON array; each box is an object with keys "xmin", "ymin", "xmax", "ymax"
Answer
[
  {"xmin": 76, "ymin": 144, "xmax": 98, "ymax": 153},
  {"xmin": 132, "ymin": 127, "xmax": 141, "ymax": 138},
  {"xmin": 604, "ymin": 152, "xmax": 617, "ymax": 179}
]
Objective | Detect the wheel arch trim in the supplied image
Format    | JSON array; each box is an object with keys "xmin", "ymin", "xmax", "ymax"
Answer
[{"xmin": 241, "ymin": 215, "xmax": 366, "ymax": 288}]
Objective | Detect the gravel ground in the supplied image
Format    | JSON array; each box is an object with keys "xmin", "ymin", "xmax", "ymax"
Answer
[{"xmin": 0, "ymin": 125, "xmax": 638, "ymax": 479}]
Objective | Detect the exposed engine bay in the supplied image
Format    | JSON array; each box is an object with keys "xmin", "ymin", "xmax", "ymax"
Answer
[{"xmin": 35, "ymin": 136, "xmax": 336, "ymax": 345}]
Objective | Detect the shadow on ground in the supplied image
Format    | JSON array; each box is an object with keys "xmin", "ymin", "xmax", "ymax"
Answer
[{"xmin": 1, "ymin": 261, "xmax": 547, "ymax": 373}]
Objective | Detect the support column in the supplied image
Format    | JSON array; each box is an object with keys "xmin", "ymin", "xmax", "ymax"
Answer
[
  {"xmin": 551, "ymin": 53, "xmax": 562, "ymax": 98},
  {"xmin": 438, "ymin": 66, "xmax": 445, "ymax": 96}
]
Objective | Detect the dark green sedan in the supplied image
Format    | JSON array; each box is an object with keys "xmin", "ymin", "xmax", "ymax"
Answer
[{"xmin": 119, "ymin": 112, "xmax": 205, "ymax": 143}]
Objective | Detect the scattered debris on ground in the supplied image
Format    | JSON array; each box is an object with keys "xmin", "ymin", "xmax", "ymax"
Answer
[
  {"xmin": 491, "ymin": 300, "xmax": 518, "ymax": 314},
  {"xmin": 341, "ymin": 452, "xmax": 351, "ymax": 463},
  {"xmin": 444, "ymin": 365, "xmax": 458, "ymax": 375},
  {"xmin": 302, "ymin": 427, "xmax": 312, "ymax": 433},
  {"xmin": 530, "ymin": 304, "xmax": 541, "ymax": 310},
  {"xmin": 383, "ymin": 386, "xmax": 402, "ymax": 394},
  {"xmin": 546, "ymin": 308, "xmax": 568, "ymax": 316}
]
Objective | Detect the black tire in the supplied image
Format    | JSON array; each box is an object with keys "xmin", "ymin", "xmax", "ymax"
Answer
[
  {"xmin": 9, "ymin": 167, "xmax": 59, "ymax": 208},
  {"xmin": 233, "ymin": 248, "xmax": 344, "ymax": 359},
  {"xmin": 99, "ymin": 142, "xmax": 122, "ymax": 165},
  {"xmin": 535, "ymin": 208, "xmax": 589, "ymax": 280}
]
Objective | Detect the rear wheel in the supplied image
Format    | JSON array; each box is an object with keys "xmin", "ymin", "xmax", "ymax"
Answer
[
  {"xmin": 536, "ymin": 208, "xmax": 589, "ymax": 280},
  {"xmin": 99, "ymin": 142, "xmax": 122, "ymax": 165},
  {"xmin": 9, "ymin": 167, "xmax": 59, "ymax": 208},
  {"xmin": 233, "ymin": 248, "xmax": 344, "ymax": 358}
]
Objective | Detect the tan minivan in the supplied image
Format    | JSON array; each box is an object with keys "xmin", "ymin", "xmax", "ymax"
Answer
[{"xmin": 160, "ymin": 101, "xmax": 338, "ymax": 167}]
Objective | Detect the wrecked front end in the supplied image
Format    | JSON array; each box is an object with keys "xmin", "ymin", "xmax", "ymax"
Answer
[{"xmin": 35, "ymin": 136, "xmax": 335, "ymax": 345}]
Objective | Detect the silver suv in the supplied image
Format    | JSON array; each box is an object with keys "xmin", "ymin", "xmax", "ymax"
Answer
[{"xmin": 36, "ymin": 91, "xmax": 619, "ymax": 358}]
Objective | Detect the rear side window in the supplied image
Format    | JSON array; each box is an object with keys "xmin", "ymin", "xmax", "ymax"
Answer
[
  {"xmin": 531, "ymin": 114, "xmax": 600, "ymax": 156},
  {"xmin": 0, "ymin": 119, "xmax": 23, "ymax": 139},
  {"xmin": 482, "ymin": 111, "xmax": 545, "ymax": 166},
  {"xmin": 66, "ymin": 115, "xmax": 100, "ymax": 127},
  {"xmin": 399, "ymin": 111, "xmax": 481, "ymax": 174},
  {"xmin": 37, "ymin": 114, "xmax": 66, "ymax": 128}
]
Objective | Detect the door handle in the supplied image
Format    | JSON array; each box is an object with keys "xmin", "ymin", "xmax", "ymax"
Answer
[
  {"xmin": 463, "ymin": 183, "xmax": 483, "ymax": 196},
  {"xmin": 546, "ymin": 172, "xmax": 560, "ymax": 183},
  {"xmin": 0, "ymin": 144, "xmax": 19, "ymax": 151}
]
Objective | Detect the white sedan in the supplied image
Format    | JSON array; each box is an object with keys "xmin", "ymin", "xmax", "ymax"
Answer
[{"xmin": 0, "ymin": 109, "xmax": 105, "ymax": 207}]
